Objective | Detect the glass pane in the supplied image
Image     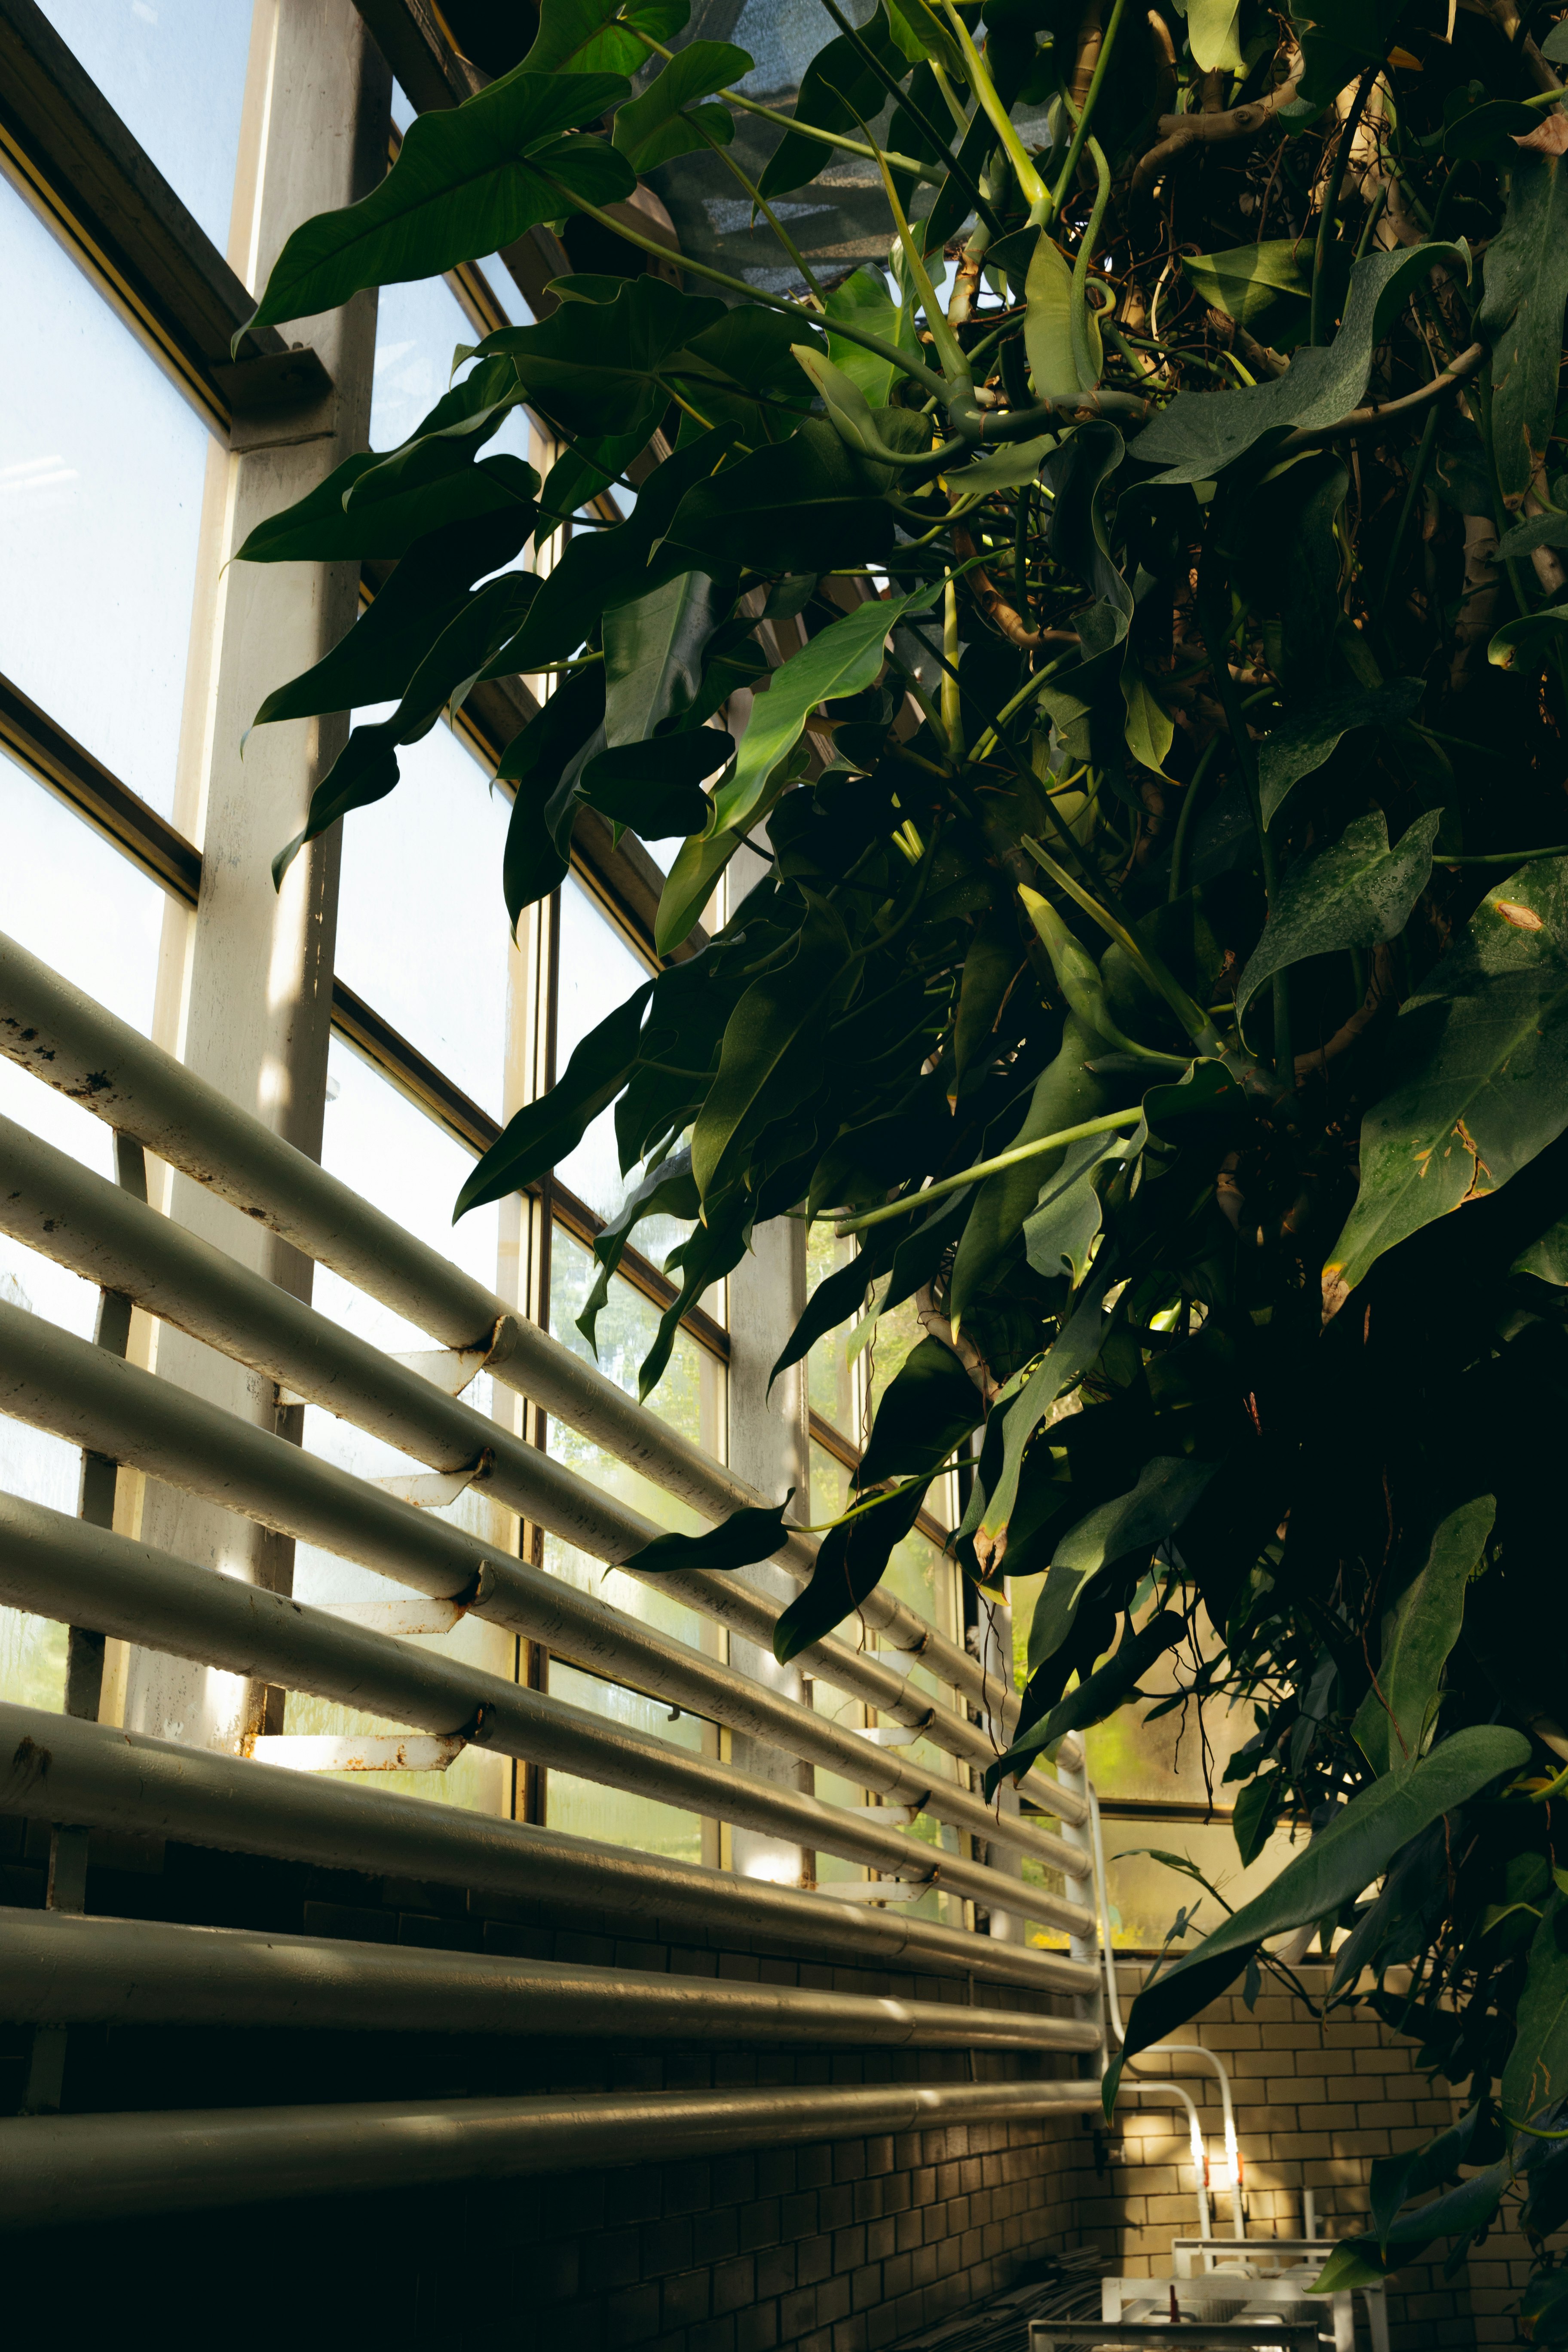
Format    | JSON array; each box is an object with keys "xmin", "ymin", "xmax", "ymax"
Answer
[
  {"xmin": 0, "ymin": 769, "xmax": 173, "ymax": 1713},
  {"xmin": 0, "ymin": 181, "xmax": 209, "ymax": 816},
  {"xmin": 545, "ymin": 1660, "xmax": 707, "ymax": 1862},
  {"xmin": 553, "ymin": 878, "xmax": 664, "ymax": 1229},
  {"xmin": 41, "ymin": 0, "xmax": 254, "ymax": 258},
  {"xmin": 371, "ymin": 275, "xmax": 533, "ymax": 463},
  {"xmin": 313, "ymin": 1035, "xmax": 502, "ymax": 1354},
  {"xmin": 545, "ymin": 1227, "xmax": 723, "ymax": 1651},
  {"xmin": 334, "ymin": 721, "xmax": 515, "ymax": 1119},
  {"xmin": 1100, "ymin": 1817, "xmax": 1305, "ymax": 1952},
  {"xmin": 806, "ymin": 1225, "xmax": 860, "ymax": 1440}
]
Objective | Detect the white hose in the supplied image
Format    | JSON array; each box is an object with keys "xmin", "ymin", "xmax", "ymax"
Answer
[{"xmin": 1089, "ymin": 1783, "xmax": 1246, "ymax": 2240}]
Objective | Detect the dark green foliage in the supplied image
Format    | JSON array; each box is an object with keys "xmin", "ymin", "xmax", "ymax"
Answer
[{"xmin": 240, "ymin": 9, "xmax": 1568, "ymax": 2317}]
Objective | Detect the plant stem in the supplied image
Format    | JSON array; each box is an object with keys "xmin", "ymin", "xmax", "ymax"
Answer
[
  {"xmin": 1197, "ymin": 557, "xmax": 1291, "ymax": 1078},
  {"xmin": 816, "ymin": 0, "xmax": 1002, "ymax": 230},
  {"xmin": 943, "ymin": 574, "xmax": 966, "ymax": 758},
  {"xmin": 692, "ymin": 116, "xmax": 826, "ymax": 300},
  {"xmin": 1440, "ymin": 845, "xmax": 1568, "ymax": 865},
  {"xmin": 1167, "ymin": 732, "xmax": 1225, "ymax": 903},
  {"xmin": 539, "ymin": 179, "xmax": 952, "ymax": 401},
  {"xmin": 940, "ymin": 0, "xmax": 1050, "ymax": 215},
  {"xmin": 834, "ymin": 1109, "xmax": 1144, "ymax": 1233},
  {"xmin": 1046, "ymin": 0, "xmax": 1128, "ymax": 225},
  {"xmin": 628, "ymin": 23, "xmax": 939, "ymax": 182},
  {"xmin": 1310, "ymin": 69, "xmax": 1375, "ymax": 346},
  {"xmin": 1070, "ymin": 138, "xmax": 1113, "ymax": 390},
  {"xmin": 1376, "ymin": 403, "xmax": 1440, "ymax": 613}
]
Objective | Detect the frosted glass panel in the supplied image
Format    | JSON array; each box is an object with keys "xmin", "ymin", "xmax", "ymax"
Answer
[
  {"xmin": 371, "ymin": 275, "xmax": 533, "ymax": 464},
  {"xmin": 314, "ymin": 1035, "xmax": 501, "ymax": 1354},
  {"xmin": 334, "ymin": 722, "xmax": 514, "ymax": 1118},
  {"xmin": 0, "ymin": 183, "xmax": 208, "ymax": 815},
  {"xmin": 0, "ymin": 762, "xmax": 172, "ymax": 1713},
  {"xmin": 41, "ymin": 0, "xmax": 253, "ymax": 258},
  {"xmin": 546, "ymin": 1660, "xmax": 707, "ymax": 1862}
]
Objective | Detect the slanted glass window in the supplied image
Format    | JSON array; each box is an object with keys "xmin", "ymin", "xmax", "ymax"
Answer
[
  {"xmin": 0, "ymin": 753, "xmax": 181, "ymax": 1714},
  {"xmin": 0, "ymin": 178, "xmax": 209, "ymax": 817},
  {"xmin": 40, "ymin": 0, "xmax": 255, "ymax": 258}
]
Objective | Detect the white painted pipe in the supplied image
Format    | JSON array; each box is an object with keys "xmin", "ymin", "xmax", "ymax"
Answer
[
  {"xmin": 0, "ymin": 1905, "xmax": 1100, "ymax": 2050},
  {"xmin": 0, "ymin": 2079, "xmax": 1105, "ymax": 2227},
  {"xmin": 0, "ymin": 1488, "xmax": 1093, "ymax": 1930},
  {"xmin": 0, "ymin": 1285, "xmax": 1084, "ymax": 1876},
  {"xmin": 0, "ymin": 1702, "xmax": 1096, "ymax": 1994},
  {"xmin": 0, "ymin": 928, "xmax": 1013, "ymax": 1729}
]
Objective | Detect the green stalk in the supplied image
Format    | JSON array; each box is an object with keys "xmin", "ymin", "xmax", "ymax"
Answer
[
  {"xmin": 835, "ymin": 1108, "xmax": 1144, "ymax": 1233},
  {"xmin": 1046, "ymin": 0, "xmax": 1128, "ymax": 227},
  {"xmin": 1070, "ymin": 138, "xmax": 1113, "ymax": 391},
  {"xmin": 942, "ymin": 574, "xmax": 966, "ymax": 758},
  {"xmin": 628, "ymin": 24, "xmax": 938, "ymax": 182},
  {"xmin": 1167, "ymin": 733, "xmax": 1225, "ymax": 904},
  {"xmin": 940, "ymin": 0, "xmax": 1050, "ymax": 216},
  {"xmin": 692, "ymin": 117, "xmax": 826, "ymax": 300},
  {"xmin": 1310, "ymin": 69, "xmax": 1375, "ymax": 346},
  {"xmin": 816, "ymin": 0, "xmax": 1002, "ymax": 231},
  {"xmin": 1376, "ymin": 404, "xmax": 1440, "ymax": 613}
]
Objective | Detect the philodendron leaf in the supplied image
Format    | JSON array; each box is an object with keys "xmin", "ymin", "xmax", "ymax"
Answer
[
  {"xmin": 974, "ymin": 1253, "xmax": 1120, "ymax": 1568},
  {"xmin": 1323, "ymin": 856, "xmax": 1568, "ymax": 1315},
  {"xmin": 1235, "ymin": 811, "xmax": 1440, "ymax": 1023},
  {"xmin": 1023, "ymin": 1130, "xmax": 1131, "ymax": 1286},
  {"xmin": 666, "ymin": 416, "xmax": 899, "ymax": 582},
  {"xmin": 793, "ymin": 345, "xmax": 898, "ymax": 463},
  {"xmin": 622, "ymin": 1493, "xmax": 797, "ymax": 1577},
  {"xmin": 1257, "ymin": 678, "xmax": 1425, "ymax": 829},
  {"xmin": 602, "ymin": 570, "xmax": 734, "ymax": 749},
  {"xmin": 245, "ymin": 72, "xmax": 633, "ymax": 334},
  {"xmin": 468, "ymin": 276, "xmax": 726, "ymax": 441},
  {"xmin": 1488, "ymin": 601, "xmax": 1568, "ymax": 671},
  {"xmin": 985, "ymin": 1609, "xmax": 1188, "ymax": 1794},
  {"xmin": 1114, "ymin": 1725, "xmax": 1531, "ymax": 2066},
  {"xmin": 946, "ymin": 437, "xmax": 1055, "ymax": 511},
  {"xmin": 823, "ymin": 264, "xmax": 921, "ymax": 408},
  {"xmin": 654, "ymin": 578, "xmax": 938, "ymax": 955},
  {"xmin": 454, "ymin": 978, "xmax": 653, "ymax": 1217},
  {"xmin": 691, "ymin": 891, "xmax": 853, "ymax": 1201},
  {"xmin": 1369, "ymin": 2109, "xmax": 1482, "ymax": 2256},
  {"xmin": 1311, "ymin": 2158, "xmax": 1513, "ymax": 2290},
  {"xmin": 1496, "ymin": 511, "xmax": 1568, "ymax": 562},
  {"xmin": 1023, "ymin": 1455, "xmax": 1219, "ymax": 1677},
  {"xmin": 576, "ymin": 728, "xmax": 735, "ymax": 838},
  {"xmin": 521, "ymin": 0, "xmax": 689, "ymax": 76},
  {"xmin": 1024, "ymin": 230, "xmax": 1087, "ymax": 401},
  {"xmin": 1478, "ymin": 133, "xmax": 1568, "ymax": 504},
  {"xmin": 1351, "ymin": 1496, "xmax": 1494, "ymax": 1777},
  {"xmin": 757, "ymin": 6, "xmax": 909, "ymax": 200},
  {"xmin": 1507, "ymin": 1893, "xmax": 1568, "ymax": 2125},
  {"xmin": 1131, "ymin": 242, "xmax": 1470, "ymax": 486},
  {"xmin": 1185, "ymin": 0, "xmax": 1243, "ymax": 70},
  {"xmin": 612, "ymin": 40, "xmax": 750, "ymax": 172},
  {"xmin": 1180, "ymin": 241, "xmax": 1312, "ymax": 343}
]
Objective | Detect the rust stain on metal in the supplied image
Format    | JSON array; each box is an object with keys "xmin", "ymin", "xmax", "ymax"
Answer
[{"xmin": 9, "ymin": 1734, "xmax": 52, "ymax": 1787}]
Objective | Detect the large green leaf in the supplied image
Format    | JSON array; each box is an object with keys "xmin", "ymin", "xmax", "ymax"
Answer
[
  {"xmin": 1323, "ymin": 857, "xmax": 1568, "ymax": 1313},
  {"xmin": 272, "ymin": 570, "xmax": 539, "ymax": 884},
  {"xmin": 1023, "ymin": 1130, "xmax": 1130, "ymax": 1287},
  {"xmin": 973, "ymin": 1254, "xmax": 1121, "ymax": 1565},
  {"xmin": 521, "ymin": 0, "xmax": 690, "ymax": 75},
  {"xmin": 469, "ymin": 276, "xmax": 727, "ymax": 441},
  {"xmin": 455, "ymin": 978, "xmax": 654, "ymax": 1218},
  {"xmin": 757, "ymin": 7, "xmax": 909, "ymax": 200},
  {"xmin": 1257, "ymin": 678, "xmax": 1424, "ymax": 829},
  {"xmin": 1351, "ymin": 1497, "xmax": 1493, "ymax": 1776},
  {"xmin": 1131, "ymin": 244, "xmax": 1469, "ymax": 487},
  {"xmin": 1187, "ymin": 0, "xmax": 1244, "ymax": 70},
  {"xmin": 249, "ymin": 508, "xmax": 532, "ymax": 731},
  {"xmin": 1506, "ymin": 1893, "xmax": 1568, "ymax": 2125},
  {"xmin": 653, "ymin": 578, "xmax": 936, "ymax": 954},
  {"xmin": 501, "ymin": 435, "xmax": 735, "ymax": 671},
  {"xmin": 496, "ymin": 663, "xmax": 606, "ymax": 924},
  {"xmin": 855, "ymin": 1335, "xmax": 981, "ymax": 1485},
  {"xmin": 1024, "ymin": 230, "xmax": 1088, "ymax": 401},
  {"xmin": 612, "ymin": 41, "xmax": 750, "ymax": 172},
  {"xmin": 622, "ymin": 1494, "xmax": 797, "ymax": 1577},
  {"xmin": 1181, "ymin": 242, "xmax": 1314, "ymax": 345},
  {"xmin": 1024, "ymin": 1455, "xmax": 1219, "ymax": 1676},
  {"xmin": 690, "ymin": 892, "xmax": 853, "ymax": 1201},
  {"xmin": 1112, "ymin": 1726, "xmax": 1531, "ymax": 2072},
  {"xmin": 1311, "ymin": 2156, "xmax": 1512, "ymax": 2290},
  {"xmin": 246, "ymin": 73, "xmax": 633, "ymax": 334},
  {"xmin": 1235, "ymin": 811, "xmax": 1440, "ymax": 1023},
  {"xmin": 577, "ymin": 727, "xmax": 734, "ymax": 837},
  {"xmin": 774, "ymin": 1476, "xmax": 931, "ymax": 1664},
  {"xmin": 986, "ymin": 1608, "xmax": 1189, "ymax": 1794},
  {"xmin": 1479, "ymin": 141, "xmax": 1568, "ymax": 505},
  {"xmin": 824, "ymin": 266, "xmax": 921, "ymax": 409},
  {"xmin": 1488, "ymin": 601, "xmax": 1568, "ymax": 673},
  {"xmin": 602, "ymin": 570, "xmax": 734, "ymax": 748},
  {"xmin": 666, "ymin": 416, "xmax": 899, "ymax": 581}
]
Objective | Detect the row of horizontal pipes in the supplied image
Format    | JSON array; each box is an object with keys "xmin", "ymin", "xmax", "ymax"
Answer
[{"xmin": 0, "ymin": 925, "xmax": 1124, "ymax": 2224}]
